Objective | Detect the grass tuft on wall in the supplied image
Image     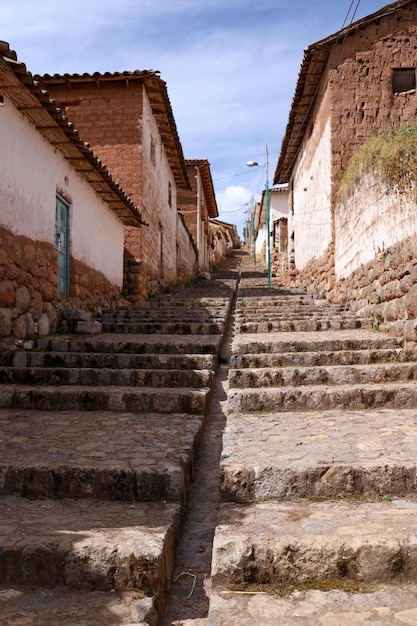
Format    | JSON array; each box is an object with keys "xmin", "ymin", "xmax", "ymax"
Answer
[{"xmin": 338, "ymin": 124, "xmax": 417, "ymax": 202}]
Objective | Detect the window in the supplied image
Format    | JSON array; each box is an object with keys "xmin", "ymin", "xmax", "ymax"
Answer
[
  {"xmin": 392, "ymin": 68, "xmax": 416, "ymax": 93},
  {"xmin": 168, "ymin": 181, "xmax": 172, "ymax": 208}
]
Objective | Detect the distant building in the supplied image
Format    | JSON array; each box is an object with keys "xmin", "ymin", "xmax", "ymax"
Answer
[
  {"xmin": 253, "ymin": 186, "xmax": 289, "ymax": 263},
  {"xmin": 209, "ymin": 220, "xmax": 239, "ymax": 266},
  {"xmin": 178, "ymin": 160, "xmax": 219, "ymax": 274}
]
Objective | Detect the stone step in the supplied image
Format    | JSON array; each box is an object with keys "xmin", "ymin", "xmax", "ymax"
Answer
[
  {"xmin": 0, "ymin": 366, "xmax": 213, "ymax": 388},
  {"xmin": 0, "ymin": 385, "xmax": 210, "ymax": 413},
  {"xmin": 230, "ymin": 347, "xmax": 417, "ymax": 368},
  {"xmin": 0, "ymin": 495, "xmax": 180, "ymax": 601},
  {"xmin": 235, "ymin": 310, "xmax": 364, "ymax": 317},
  {"xmin": 211, "ymin": 499, "xmax": 417, "ymax": 588},
  {"xmin": 237, "ymin": 291, "xmax": 311, "ymax": 301},
  {"xmin": 220, "ymin": 409, "xmax": 417, "ymax": 502},
  {"xmin": 101, "ymin": 308, "xmax": 228, "ymax": 320},
  {"xmin": 36, "ymin": 333, "xmax": 222, "ymax": 355},
  {"xmin": 235, "ymin": 318, "xmax": 373, "ymax": 333},
  {"xmin": 208, "ymin": 583, "xmax": 417, "ymax": 625},
  {"xmin": 232, "ymin": 330, "xmax": 402, "ymax": 355},
  {"xmin": 228, "ymin": 362, "xmax": 417, "ymax": 389},
  {"xmin": 102, "ymin": 313, "xmax": 226, "ymax": 325},
  {"xmin": 0, "ymin": 408, "xmax": 204, "ymax": 501},
  {"xmin": 227, "ymin": 381, "xmax": 417, "ymax": 412},
  {"xmin": 101, "ymin": 321, "xmax": 225, "ymax": 334},
  {"xmin": 3, "ymin": 350, "xmax": 217, "ymax": 371},
  {"xmin": 150, "ymin": 288, "xmax": 233, "ymax": 310},
  {"xmin": 0, "ymin": 586, "xmax": 159, "ymax": 625},
  {"xmin": 235, "ymin": 301, "xmax": 343, "ymax": 311}
]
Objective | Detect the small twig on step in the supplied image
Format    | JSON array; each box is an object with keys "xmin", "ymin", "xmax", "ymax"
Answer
[{"xmin": 173, "ymin": 571, "xmax": 197, "ymax": 598}]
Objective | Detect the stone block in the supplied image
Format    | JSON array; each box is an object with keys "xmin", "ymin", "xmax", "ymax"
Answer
[
  {"xmin": 12, "ymin": 315, "xmax": 28, "ymax": 340},
  {"xmin": 74, "ymin": 320, "xmax": 102, "ymax": 334},
  {"xmin": 0, "ymin": 308, "xmax": 12, "ymax": 337},
  {"xmin": 62, "ymin": 309, "xmax": 92, "ymax": 322},
  {"xmin": 0, "ymin": 280, "xmax": 15, "ymax": 308},
  {"xmin": 37, "ymin": 313, "xmax": 50, "ymax": 336}
]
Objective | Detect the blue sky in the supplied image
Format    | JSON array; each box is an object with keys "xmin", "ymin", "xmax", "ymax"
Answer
[{"xmin": 3, "ymin": 0, "xmax": 389, "ymax": 236}]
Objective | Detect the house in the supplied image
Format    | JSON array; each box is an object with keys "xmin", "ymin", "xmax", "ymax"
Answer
[
  {"xmin": 39, "ymin": 70, "xmax": 197, "ymax": 302},
  {"xmin": 274, "ymin": 0, "xmax": 417, "ymax": 330},
  {"xmin": 209, "ymin": 220, "xmax": 239, "ymax": 266},
  {"xmin": 0, "ymin": 41, "xmax": 144, "ymax": 343},
  {"xmin": 252, "ymin": 186, "xmax": 289, "ymax": 262},
  {"xmin": 177, "ymin": 159, "xmax": 219, "ymax": 274}
]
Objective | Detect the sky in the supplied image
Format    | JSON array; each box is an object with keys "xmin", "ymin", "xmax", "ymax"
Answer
[{"xmin": 2, "ymin": 0, "xmax": 389, "ymax": 237}]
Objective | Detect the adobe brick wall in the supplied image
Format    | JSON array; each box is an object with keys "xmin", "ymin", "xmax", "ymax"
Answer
[
  {"xmin": 329, "ymin": 3, "xmax": 417, "ymax": 189},
  {"xmin": 177, "ymin": 166, "xmax": 198, "ymax": 245},
  {"xmin": 287, "ymin": 2, "xmax": 417, "ymax": 331},
  {"xmin": 176, "ymin": 213, "xmax": 198, "ymax": 286},
  {"xmin": 45, "ymin": 79, "xmax": 188, "ymax": 300}
]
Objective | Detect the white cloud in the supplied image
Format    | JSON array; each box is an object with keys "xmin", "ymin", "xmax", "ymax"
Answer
[
  {"xmin": 2, "ymin": 0, "xmax": 389, "ymax": 237},
  {"xmin": 216, "ymin": 185, "xmax": 259, "ymax": 237}
]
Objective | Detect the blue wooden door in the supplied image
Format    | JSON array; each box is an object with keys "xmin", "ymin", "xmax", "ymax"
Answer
[{"xmin": 55, "ymin": 195, "xmax": 69, "ymax": 299}]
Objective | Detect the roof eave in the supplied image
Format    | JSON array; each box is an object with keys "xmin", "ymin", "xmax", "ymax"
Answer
[
  {"xmin": 37, "ymin": 70, "xmax": 191, "ymax": 192},
  {"xmin": 0, "ymin": 42, "xmax": 144, "ymax": 227}
]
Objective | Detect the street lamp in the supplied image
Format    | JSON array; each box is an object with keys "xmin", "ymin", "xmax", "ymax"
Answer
[{"xmin": 247, "ymin": 144, "xmax": 271, "ymax": 286}]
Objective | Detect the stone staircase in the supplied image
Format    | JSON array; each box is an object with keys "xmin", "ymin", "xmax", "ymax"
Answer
[
  {"xmin": 0, "ymin": 274, "xmax": 237, "ymax": 624},
  {"xmin": 4, "ymin": 253, "xmax": 417, "ymax": 624},
  {"xmin": 208, "ymin": 267, "xmax": 417, "ymax": 625}
]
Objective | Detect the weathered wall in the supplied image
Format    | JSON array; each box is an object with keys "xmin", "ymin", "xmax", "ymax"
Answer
[
  {"xmin": 290, "ymin": 92, "xmax": 333, "ymax": 270},
  {"xmin": 46, "ymin": 79, "xmax": 190, "ymax": 300},
  {"xmin": 335, "ymin": 177, "xmax": 417, "ymax": 279},
  {"xmin": 141, "ymin": 91, "xmax": 179, "ymax": 288},
  {"xmin": 176, "ymin": 213, "xmax": 198, "ymax": 286},
  {"xmin": 0, "ymin": 225, "xmax": 120, "ymax": 342},
  {"xmin": 177, "ymin": 165, "xmax": 210, "ymax": 272},
  {"xmin": 288, "ymin": 3, "xmax": 417, "ymax": 311},
  {"xmin": 1, "ymin": 98, "xmax": 125, "ymax": 286},
  {"xmin": 329, "ymin": 235, "xmax": 417, "ymax": 340},
  {"xmin": 329, "ymin": 4, "xmax": 417, "ymax": 188},
  {"xmin": 0, "ymin": 97, "xmax": 126, "ymax": 342}
]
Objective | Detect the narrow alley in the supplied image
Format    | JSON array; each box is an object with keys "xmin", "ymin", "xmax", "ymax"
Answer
[{"xmin": 2, "ymin": 249, "xmax": 417, "ymax": 625}]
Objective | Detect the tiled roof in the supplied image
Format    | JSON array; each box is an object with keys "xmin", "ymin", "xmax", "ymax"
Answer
[
  {"xmin": 38, "ymin": 70, "xmax": 190, "ymax": 191},
  {"xmin": 274, "ymin": 0, "xmax": 414, "ymax": 184},
  {"xmin": 0, "ymin": 41, "xmax": 144, "ymax": 227}
]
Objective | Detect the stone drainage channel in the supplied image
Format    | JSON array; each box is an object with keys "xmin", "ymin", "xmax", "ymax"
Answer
[{"xmin": 161, "ymin": 265, "xmax": 239, "ymax": 626}]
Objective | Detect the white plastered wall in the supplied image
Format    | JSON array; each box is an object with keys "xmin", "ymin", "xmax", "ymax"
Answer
[
  {"xmin": 335, "ymin": 176, "xmax": 417, "ymax": 279},
  {"xmin": 291, "ymin": 111, "xmax": 332, "ymax": 270},
  {"xmin": 142, "ymin": 92, "xmax": 178, "ymax": 280},
  {"xmin": 0, "ymin": 98, "xmax": 125, "ymax": 286}
]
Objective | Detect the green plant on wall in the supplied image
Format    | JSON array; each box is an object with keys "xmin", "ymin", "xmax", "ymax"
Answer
[{"xmin": 338, "ymin": 124, "xmax": 417, "ymax": 202}]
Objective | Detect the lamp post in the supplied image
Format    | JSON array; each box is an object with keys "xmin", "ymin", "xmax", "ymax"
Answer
[{"xmin": 247, "ymin": 144, "xmax": 271, "ymax": 286}]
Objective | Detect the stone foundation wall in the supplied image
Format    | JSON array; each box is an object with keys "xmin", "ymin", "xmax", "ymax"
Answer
[
  {"xmin": 329, "ymin": 237, "xmax": 417, "ymax": 337},
  {"xmin": 0, "ymin": 225, "xmax": 121, "ymax": 344},
  {"xmin": 288, "ymin": 243, "xmax": 336, "ymax": 298},
  {"xmin": 0, "ymin": 226, "xmax": 59, "ymax": 342},
  {"xmin": 288, "ymin": 236, "xmax": 417, "ymax": 340}
]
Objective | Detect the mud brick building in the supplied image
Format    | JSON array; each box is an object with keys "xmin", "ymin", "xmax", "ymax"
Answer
[
  {"xmin": 177, "ymin": 159, "xmax": 219, "ymax": 274},
  {"xmin": 275, "ymin": 0, "xmax": 417, "ymax": 337},
  {"xmin": 40, "ymin": 70, "xmax": 197, "ymax": 301},
  {"xmin": 0, "ymin": 42, "xmax": 143, "ymax": 343}
]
